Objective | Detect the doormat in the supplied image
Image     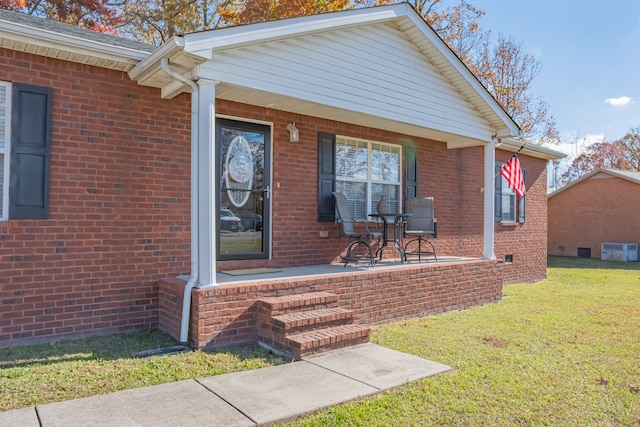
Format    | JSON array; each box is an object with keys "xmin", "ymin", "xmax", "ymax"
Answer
[{"xmin": 221, "ymin": 268, "xmax": 282, "ymax": 276}]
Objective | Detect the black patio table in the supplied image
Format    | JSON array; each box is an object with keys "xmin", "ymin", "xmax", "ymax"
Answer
[{"xmin": 369, "ymin": 213, "xmax": 412, "ymax": 263}]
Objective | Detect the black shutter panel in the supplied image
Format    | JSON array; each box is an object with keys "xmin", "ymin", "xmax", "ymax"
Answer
[
  {"xmin": 494, "ymin": 163, "xmax": 502, "ymax": 221},
  {"xmin": 518, "ymin": 168, "xmax": 526, "ymax": 223},
  {"xmin": 317, "ymin": 132, "xmax": 336, "ymax": 222},
  {"xmin": 405, "ymin": 145, "xmax": 417, "ymax": 199},
  {"xmin": 9, "ymin": 83, "xmax": 52, "ymax": 219}
]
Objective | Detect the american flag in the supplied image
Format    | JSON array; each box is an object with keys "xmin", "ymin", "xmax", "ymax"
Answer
[{"xmin": 500, "ymin": 155, "xmax": 526, "ymax": 197}]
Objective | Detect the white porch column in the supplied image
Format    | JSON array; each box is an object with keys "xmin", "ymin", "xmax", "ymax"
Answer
[
  {"xmin": 483, "ymin": 141, "xmax": 497, "ymax": 260},
  {"xmin": 197, "ymin": 79, "xmax": 219, "ymax": 287}
]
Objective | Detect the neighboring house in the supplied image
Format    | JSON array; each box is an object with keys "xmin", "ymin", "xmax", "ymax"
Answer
[
  {"xmin": 0, "ymin": 5, "xmax": 564, "ymax": 351},
  {"xmin": 548, "ymin": 168, "xmax": 640, "ymax": 259}
]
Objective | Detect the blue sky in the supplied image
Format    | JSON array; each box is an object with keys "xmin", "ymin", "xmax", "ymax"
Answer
[{"xmin": 477, "ymin": 0, "xmax": 640, "ymax": 169}]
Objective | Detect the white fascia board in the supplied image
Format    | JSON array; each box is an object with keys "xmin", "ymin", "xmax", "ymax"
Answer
[
  {"xmin": 499, "ymin": 138, "xmax": 566, "ymax": 161},
  {"xmin": 0, "ymin": 19, "xmax": 149, "ymax": 67},
  {"xmin": 183, "ymin": 4, "xmax": 410, "ymax": 56},
  {"xmin": 128, "ymin": 37, "xmax": 187, "ymax": 81},
  {"xmin": 128, "ymin": 37, "xmax": 209, "ymax": 92}
]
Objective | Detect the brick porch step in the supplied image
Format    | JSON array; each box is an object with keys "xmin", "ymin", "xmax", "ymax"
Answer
[
  {"xmin": 256, "ymin": 291, "xmax": 370, "ymax": 359},
  {"xmin": 286, "ymin": 324, "xmax": 371, "ymax": 358},
  {"xmin": 272, "ymin": 307, "xmax": 355, "ymax": 334},
  {"xmin": 257, "ymin": 291, "xmax": 339, "ymax": 315}
]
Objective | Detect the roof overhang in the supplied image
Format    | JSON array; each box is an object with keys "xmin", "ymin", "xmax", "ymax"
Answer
[
  {"xmin": 548, "ymin": 167, "xmax": 640, "ymax": 197},
  {"xmin": 499, "ymin": 139, "xmax": 566, "ymax": 161},
  {"xmin": 129, "ymin": 4, "xmax": 521, "ymax": 145},
  {"xmin": 0, "ymin": 11, "xmax": 151, "ymax": 72}
]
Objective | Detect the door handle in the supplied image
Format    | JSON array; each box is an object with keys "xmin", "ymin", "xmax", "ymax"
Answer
[{"xmin": 263, "ymin": 186, "xmax": 271, "ymax": 199}]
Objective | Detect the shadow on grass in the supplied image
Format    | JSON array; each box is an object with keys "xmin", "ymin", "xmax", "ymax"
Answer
[
  {"xmin": 0, "ymin": 330, "xmax": 179, "ymax": 369},
  {"xmin": 548, "ymin": 255, "xmax": 640, "ymax": 270},
  {"xmin": 0, "ymin": 330, "xmax": 272, "ymax": 370}
]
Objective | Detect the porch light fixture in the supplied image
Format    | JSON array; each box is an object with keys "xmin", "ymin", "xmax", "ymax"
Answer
[{"xmin": 286, "ymin": 122, "xmax": 299, "ymax": 142}]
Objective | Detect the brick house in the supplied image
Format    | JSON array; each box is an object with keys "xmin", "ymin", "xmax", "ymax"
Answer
[
  {"xmin": 1, "ymin": 5, "xmax": 563, "ymax": 353},
  {"xmin": 548, "ymin": 168, "xmax": 640, "ymax": 259}
]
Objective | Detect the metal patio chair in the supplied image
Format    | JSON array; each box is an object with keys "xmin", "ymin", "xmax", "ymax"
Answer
[
  {"xmin": 403, "ymin": 197, "xmax": 437, "ymax": 262},
  {"xmin": 332, "ymin": 192, "xmax": 381, "ymax": 267}
]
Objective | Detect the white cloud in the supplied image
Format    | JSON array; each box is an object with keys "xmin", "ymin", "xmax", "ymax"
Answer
[
  {"xmin": 552, "ymin": 131, "xmax": 603, "ymax": 156},
  {"xmin": 605, "ymin": 96, "xmax": 634, "ymax": 106},
  {"xmin": 545, "ymin": 132, "xmax": 604, "ymax": 168},
  {"xmin": 545, "ymin": 132, "xmax": 605, "ymax": 191}
]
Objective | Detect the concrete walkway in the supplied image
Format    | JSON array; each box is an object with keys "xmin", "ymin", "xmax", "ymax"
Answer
[{"xmin": 0, "ymin": 344, "xmax": 450, "ymax": 427}]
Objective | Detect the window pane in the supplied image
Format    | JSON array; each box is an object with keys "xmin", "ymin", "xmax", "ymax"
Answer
[
  {"xmin": 372, "ymin": 183, "xmax": 399, "ymax": 213},
  {"xmin": 336, "ymin": 181, "xmax": 366, "ymax": 220},
  {"xmin": 336, "ymin": 138, "xmax": 367, "ymax": 180},
  {"xmin": 501, "ymin": 193, "xmax": 515, "ymax": 221},
  {"xmin": 500, "ymin": 175, "xmax": 515, "ymax": 221},
  {"xmin": 371, "ymin": 143, "xmax": 400, "ymax": 182},
  {"xmin": 336, "ymin": 137, "xmax": 401, "ymax": 220}
]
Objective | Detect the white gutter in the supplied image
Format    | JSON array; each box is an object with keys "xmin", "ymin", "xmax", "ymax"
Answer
[{"xmin": 160, "ymin": 58, "xmax": 200, "ymax": 343}]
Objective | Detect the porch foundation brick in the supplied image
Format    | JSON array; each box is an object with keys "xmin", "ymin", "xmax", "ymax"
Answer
[
  {"xmin": 253, "ymin": 291, "xmax": 368, "ymax": 358},
  {"xmin": 158, "ymin": 259, "xmax": 504, "ymax": 350}
]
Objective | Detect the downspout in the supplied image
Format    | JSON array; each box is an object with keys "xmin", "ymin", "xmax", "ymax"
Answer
[{"xmin": 160, "ymin": 58, "xmax": 199, "ymax": 343}]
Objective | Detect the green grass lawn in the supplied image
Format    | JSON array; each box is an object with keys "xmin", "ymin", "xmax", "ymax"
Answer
[
  {"xmin": 0, "ymin": 332, "xmax": 284, "ymax": 412},
  {"xmin": 1, "ymin": 256, "xmax": 639, "ymax": 426},
  {"xmin": 281, "ymin": 256, "xmax": 640, "ymax": 426}
]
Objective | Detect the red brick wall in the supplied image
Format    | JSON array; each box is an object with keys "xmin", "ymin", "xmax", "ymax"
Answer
[
  {"xmin": 217, "ymin": 100, "xmax": 549, "ymax": 284},
  {"xmin": 1, "ymin": 47, "xmax": 548, "ymax": 347},
  {"xmin": 158, "ymin": 259, "xmax": 503, "ymax": 348},
  {"xmin": 548, "ymin": 174, "xmax": 640, "ymax": 258},
  {"xmin": 495, "ymin": 151, "xmax": 549, "ymax": 284},
  {"xmin": 0, "ymin": 49, "xmax": 192, "ymax": 346}
]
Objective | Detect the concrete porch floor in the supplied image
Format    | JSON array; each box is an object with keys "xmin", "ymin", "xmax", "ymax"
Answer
[{"xmin": 214, "ymin": 256, "xmax": 480, "ymax": 285}]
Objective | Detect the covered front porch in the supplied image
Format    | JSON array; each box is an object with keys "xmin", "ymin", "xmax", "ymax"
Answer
[{"xmin": 158, "ymin": 256, "xmax": 504, "ymax": 352}]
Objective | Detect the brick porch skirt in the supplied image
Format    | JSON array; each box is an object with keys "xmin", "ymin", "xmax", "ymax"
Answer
[{"xmin": 158, "ymin": 259, "xmax": 503, "ymax": 349}]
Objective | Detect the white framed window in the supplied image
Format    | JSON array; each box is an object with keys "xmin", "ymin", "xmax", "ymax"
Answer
[
  {"xmin": 335, "ymin": 136, "xmax": 401, "ymax": 220},
  {"xmin": 495, "ymin": 161, "xmax": 526, "ymax": 223},
  {"xmin": 499, "ymin": 175, "xmax": 516, "ymax": 222},
  {"xmin": 0, "ymin": 81, "xmax": 11, "ymax": 221}
]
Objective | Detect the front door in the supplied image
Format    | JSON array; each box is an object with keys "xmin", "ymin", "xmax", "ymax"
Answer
[{"xmin": 216, "ymin": 119, "xmax": 271, "ymax": 260}]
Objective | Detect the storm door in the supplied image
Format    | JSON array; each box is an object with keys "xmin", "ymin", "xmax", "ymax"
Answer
[{"xmin": 216, "ymin": 119, "xmax": 271, "ymax": 260}]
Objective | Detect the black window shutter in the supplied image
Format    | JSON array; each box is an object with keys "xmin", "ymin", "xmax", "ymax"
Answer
[
  {"xmin": 518, "ymin": 168, "xmax": 526, "ymax": 223},
  {"xmin": 9, "ymin": 83, "xmax": 52, "ymax": 219},
  {"xmin": 405, "ymin": 145, "xmax": 417, "ymax": 199},
  {"xmin": 317, "ymin": 132, "xmax": 336, "ymax": 222},
  {"xmin": 494, "ymin": 163, "xmax": 502, "ymax": 221}
]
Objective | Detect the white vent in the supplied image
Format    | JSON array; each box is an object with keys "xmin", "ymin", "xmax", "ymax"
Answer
[{"xmin": 601, "ymin": 243, "xmax": 638, "ymax": 262}]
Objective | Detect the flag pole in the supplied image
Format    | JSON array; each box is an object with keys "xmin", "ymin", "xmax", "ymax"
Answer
[{"xmin": 494, "ymin": 139, "xmax": 527, "ymax": 178}]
